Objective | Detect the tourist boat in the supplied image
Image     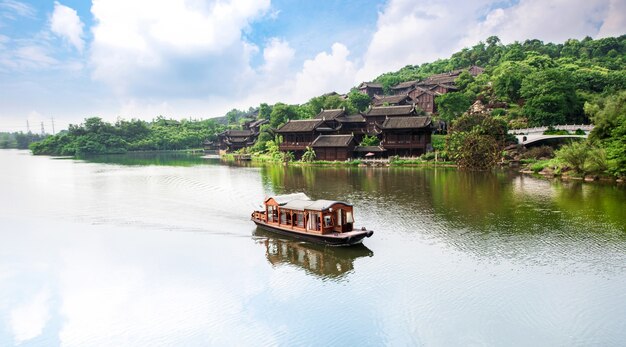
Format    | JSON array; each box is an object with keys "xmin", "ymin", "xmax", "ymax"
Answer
[{"xmin": 251, "ymin": 193, "xmax": 374, "ymax": 246}]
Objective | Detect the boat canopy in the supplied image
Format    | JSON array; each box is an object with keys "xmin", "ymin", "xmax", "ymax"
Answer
[
  {"xmin": 270, "ymin": 193, "xmax": 311, "ymax": 205},
  {"xmin": 281, "ymin": 199, "xmax": 352, "ymax": 212}
]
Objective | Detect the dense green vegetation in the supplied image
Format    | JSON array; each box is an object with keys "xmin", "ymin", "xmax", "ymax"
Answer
[
  {"xmin": 30, "ymin": 117, "xmax": 225, "ymax": 156},
  {"xmin": 0, "ymin": 132, "xmax": 46, "ymax": 149},
  {"xmin": 379, "ymin": 35, "xmax": 625, "ymax": 128}
]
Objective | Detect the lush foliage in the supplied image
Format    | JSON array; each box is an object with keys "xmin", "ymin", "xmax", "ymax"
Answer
[
  {"xmin": 375, "ymin": 35, "xmax": 626, "ymax": 127},
  {"xmin": 586, "ymin": 91, "xmax": 626, "ymax": 177},
  {"xmin": 0, "ymin": 132, "xmax": 47, "ymax": 149},
  {"xmin": 446, "ymin": 112, "xmax": 509, "ymax": 170},
  {"xmin": 359, "ymin": 135, "xmax": 380, "ymax": 146},
  {"xmin": 30, "ymin": 117, "xmax": 224, "ymax": 156}
]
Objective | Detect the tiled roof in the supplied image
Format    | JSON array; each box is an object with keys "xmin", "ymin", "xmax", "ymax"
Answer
[
  {"xmin": 223, "ymin": 130, "xmax": 254, "ymax": 136},
  {"xmin": 311, "ymin": 134, "xmax": 355, "ymax": 148},
  {"xmin": 358, "ymin": 82, "xmax": 383, "ymax": 89},
  {"xmin": 365, "ymin": 105, "xmax": 415, "ymax": 117},
  {"xmin": 248, "ymin": 119, "xmax": 269, "ymax": 127},
  {"xmin": 354, "ymin": 146, "xmax": 386, "ymax": 152},
  {"xmin": 314, "ymin": 108, "xmax": 345, "ymax": 120},
  {"xmin": 336, "ymin": 114, "xmax": 365, "ymax": 123},
  {"xmin": 380, "ymin": 116, "xmax": 432, "ymax": 129},
  {"xmin": 373, "ymin": 94, "xmax": 411, "ymax": 106},
  {"xmin": 275, "ymin": 119, "xmax": 322, "ymax": 133},
  {"xmin": 391, "ymin": 80, "xmax": 418, "ymax": 90}
]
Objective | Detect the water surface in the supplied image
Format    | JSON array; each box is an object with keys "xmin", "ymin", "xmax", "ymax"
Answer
[{"xmin": 1, "ymin": 150, "xmax": 625, "ymax": 346}]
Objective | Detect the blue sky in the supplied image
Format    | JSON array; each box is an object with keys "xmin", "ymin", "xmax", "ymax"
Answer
[{"xmin": 0, "ymin": 0, "xmax": 624, "ymax": 132}]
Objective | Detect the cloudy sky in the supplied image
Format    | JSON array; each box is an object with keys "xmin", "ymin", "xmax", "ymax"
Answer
[{"xmin": 0, "ymin": 0, "xmax": 624, "ymax": 132}]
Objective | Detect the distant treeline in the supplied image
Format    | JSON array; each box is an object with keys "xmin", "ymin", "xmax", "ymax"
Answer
[
  {"xmin": 30, "ymin": 117, "xmax": 227, "ymax": 156},
  {"xmin": 0, "ymin": 132, "xmax": 46, "ymax": 149}
]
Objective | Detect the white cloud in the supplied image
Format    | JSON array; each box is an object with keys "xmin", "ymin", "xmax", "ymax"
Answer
[
  {"xmin": 89, "ymin": 0, "xmax": 271, "ymax": 96},
  {"xmin": 357, "ymin": 0, "xmax": 624, "ymax": 83},
  {"xmin": 293, "ymin": 43, "xmax": 357, "ymax": 100},
  {"xmin": 50, "ymin": 1, "xmax": 85, "ymax": 53},
  {"xmin": 597, "ymin": 0, "xmax": 626, "ymax": 38},
  {"xmin": 10, "ymin": 287, "xmax": 51, "ymax": 344},
  {"xmin": 462, "ymin": 0, "xmax": 615, "ymax": 47},
  {"xmin": 261, "ymin": 38, "xmax": 294, "ymax": 75},
  {"xmin": 357, "ymin": 0, "xmax": 491, "ymax": 81},
  {"xmin": 0, "ymin": 0, "xmax": 35, "ymax": 20}
]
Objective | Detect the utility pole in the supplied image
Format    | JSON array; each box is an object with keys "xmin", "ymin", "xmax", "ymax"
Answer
[
  {"xmin": 51, "ymin": 117, "xmax": 55, "ymax": 135},
  {"xmin": 26, "ymin": 120, "xmax": 30, "ymax": 133},
  {"xmin": 40, "ymin": 122, "xmax": 45, "ymax": 136}
]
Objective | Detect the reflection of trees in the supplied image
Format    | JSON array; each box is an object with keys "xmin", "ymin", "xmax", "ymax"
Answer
[
  {"xmin": 253, "ymin": 228, "xmax": 373, "ymax": 279},
  {"xmin": 81, "ymin": 152, "xmax": 213, "ymax": 167},
  {"xmin": 258, "ymin": 164, "xmax": 626, "ymax": 262}
]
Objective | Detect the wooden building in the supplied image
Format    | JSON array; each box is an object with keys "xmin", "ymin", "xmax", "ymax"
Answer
[
  {"xmin": 217, "ymin": 129, "xmax": 258, "ymax": 152},
  {"xmin": 311, "ymin": 134, "xmax": 356, "ymax": 161},
  {"xmin": 408, "ymin": 88, "xmax": 440, "ymax": 113},
  {"xmin": 378, "ymin": 116, "xmax": 433, "ymax": 157},
  {"xmin": 276, "ymin": 119, "xmax": 324, "ymax": 158},
  {"xmin": 390, "ymin": 80, "xmax": 419, "ymax": 95},
  {"xmin": 363, "ymin": 105, "xmax": 417, "ymax": 134},
  {"xmin": 372, "ymin": 94, "xmax": 412, "ymax": 106},
  {"xmin": 357, "ymin": 82, "xmax": 384, "ymax": 98}
]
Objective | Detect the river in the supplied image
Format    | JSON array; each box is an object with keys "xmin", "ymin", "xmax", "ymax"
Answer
[{"xmin": 1, "ymin": 150, "xmax": 625, "ymax": 346}]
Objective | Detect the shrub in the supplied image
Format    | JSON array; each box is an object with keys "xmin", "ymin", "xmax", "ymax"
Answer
[{"xmin": 555, "ymin": 141, "xmax": 589, "ymax": 174}]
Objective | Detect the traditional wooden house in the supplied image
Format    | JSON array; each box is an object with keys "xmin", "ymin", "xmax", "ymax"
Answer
[
  {"xmin": 417, "ymin": 65, "xmax": 484, "ymax": 88},
  {"xmin": 246, "ymin": 118, "xmax": 269, "ymax": 133},
  {"xmin": 408, "ymin": 88, "xmax": 440, "ymax": 113},
  {"xmin": 311, "ymin": 134, "xmax": 356, "ymax": 161},
  {"xmin": 391, "ymin": 80, "xmax": 418, "ymax": 95},
  {"xmin": 362, "ymin": 105, "xmax": 417, "ymax": 134},
  {"xmin": 335, "ymin": 114, "xmax": 367, "ymax": 142},
  {"xmin": 372, "ymin": 94, "xmax": 412, "ymax": 106},
  {"xmin": 378, "ymin": 116, "xmax": 433, "ymax": 157},
  {"xmin": 357, "ymin": 82, "xmax": 384, "ymax": 98},
  {"xmin": 429, "ymin": 84, "xmax": 458, "ymax": 94},
  {"xmin": 276, "ymin": 119, "xmax": 324, "ymax": 158},
  {"xmin": 217, "ymin": 129, "xmax": 258, "ymax": 152}
]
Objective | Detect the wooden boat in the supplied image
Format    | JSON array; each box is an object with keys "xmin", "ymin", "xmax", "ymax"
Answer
[{"xmin": 251, "ymin": 193, "xmax": 374, "ymax": 246}]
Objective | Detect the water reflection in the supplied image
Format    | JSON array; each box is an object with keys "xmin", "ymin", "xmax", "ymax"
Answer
[
  {"xmin": 253, "ymin": 228, "xmax": 373, "ymax": 279},
  {"xmin": 77, "ymin": 152, "xmax": 213, "ymax": 166}
]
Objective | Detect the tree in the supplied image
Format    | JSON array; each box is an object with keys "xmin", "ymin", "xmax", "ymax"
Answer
[
  {"xmin": 347, "ymin": 91, "xmax": 372, "ymax": 112},
  {"xmin": 301, "ymin": 146, "xmax": 316, "ymax": 162},
  {"xmin": 359, "ymin": 135, "xmax": 380, "ymax": 146},
  {"xmin": 492, "ymin": 61, "xmax": 532, "ymax": 102},
  {"xmin": 446, "ymin": 111, "xmax": 509, "ymax": 170},
  {"xmin": 520, "ymin": 68, "xmax": 583, "ymax": 126},
  {"xmin": 435, "ymin": 92, "xmax": 472, "ymax": 122},
  {"xmin": 269, "ymin": 103, "xmax": 299, "ymax": 128}
]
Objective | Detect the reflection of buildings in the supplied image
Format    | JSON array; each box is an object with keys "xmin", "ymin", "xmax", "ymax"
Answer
[{"xmin": 254, "ymin": 229, "xmax": 373, "ymax": 279}]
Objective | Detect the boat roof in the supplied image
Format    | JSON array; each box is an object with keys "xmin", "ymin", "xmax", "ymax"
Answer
[
  {"xmin": 282, "ymin": 199, "xmax": 352, "ymax": 212},
  {"xmin": 270, "ymin": 192, "xmax": 311, "ymax": 205}
]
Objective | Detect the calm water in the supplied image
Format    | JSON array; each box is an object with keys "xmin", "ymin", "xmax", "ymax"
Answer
[{"xmin": 1, "ymin": 150, "xmax": 625, "ymax": 346}]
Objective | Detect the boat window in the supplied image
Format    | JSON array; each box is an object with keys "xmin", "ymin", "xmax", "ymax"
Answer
[
  {"xmin": 323, "ymin": 215, "xmax": 332, "ymax": 227},
  {"xmin": 295, "ymin": 213, "xmax": 304, "ymax": 227},
  {"xmin": 346, "ymin": 211, "xmax": 354, "ymax": 223}
]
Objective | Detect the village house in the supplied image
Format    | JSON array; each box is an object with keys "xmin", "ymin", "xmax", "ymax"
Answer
[
  {"xmin": 362, "ymin": 105, "xmax": 417, "ymax": 134},
  {"xmin": 357, "ymin": 82, "xmax": 384, "ymax": 98},
  {"xmin": 378, "ymin": 116, "xmax": 433, "ymax": 157},
  {"xmin": 372, "ymin": 94, "xmax": 413, "ymax": 107},
  {"xmin": 408, "ymin": 88, "xmax": 440, "ymax": 113},
  {"xmin": 311, "ymin": 134, "xmax": 357, "ymax": 161},
  {"xmin": 275, "ymin": 119, "xmax": 324, "ymax": 158},
  {"xmin": 391, "ymin": 80, "xmax": 419, "ymax": 95}
]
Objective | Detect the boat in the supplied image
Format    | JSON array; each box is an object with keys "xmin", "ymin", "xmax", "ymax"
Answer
[{"xmin": 251, "ymin": 193, "xmax": 374, "ymax": 246}]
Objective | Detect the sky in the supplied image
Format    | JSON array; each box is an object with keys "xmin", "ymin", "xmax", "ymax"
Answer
[{"xmin": 0, "ymin": 0, "xmax": 624, "ymax": 132}]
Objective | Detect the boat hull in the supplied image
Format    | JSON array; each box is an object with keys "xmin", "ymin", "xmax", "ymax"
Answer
[{"xmin": 252, "ymin": 219, "xmax": 372, "ymax": 246}]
